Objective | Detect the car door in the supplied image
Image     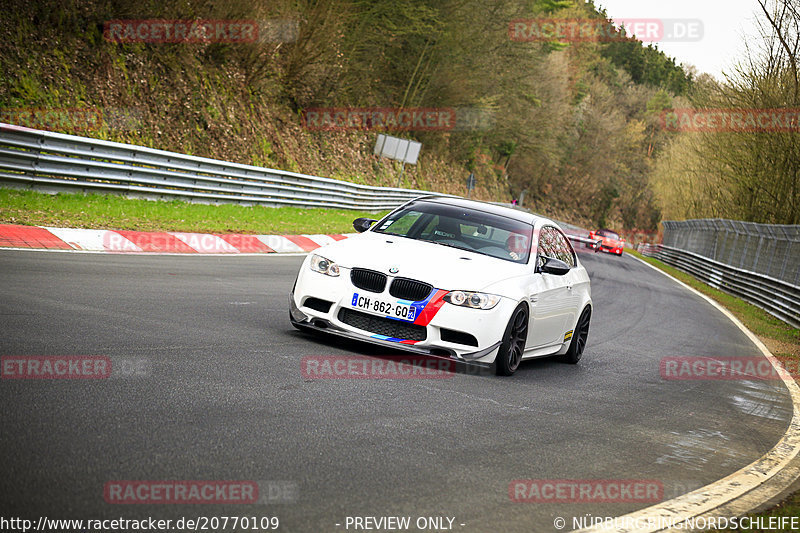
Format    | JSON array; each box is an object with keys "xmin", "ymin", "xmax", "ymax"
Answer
[
  {"xmin": 525, "ymin": 226, "xmax": 577, "ymax": 349},
  {"xmin": 549, "ymin": 227, "xmax": 580, "ymax": 330}
]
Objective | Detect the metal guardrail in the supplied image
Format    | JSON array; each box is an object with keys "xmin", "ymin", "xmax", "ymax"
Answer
[
  {"xmin": 567, "ymin": 234, "xmax": 602, "ymax": 247},
  {"xmin": 0, "ymin": 123, "xmax": 610, "ymax": 232},
  {"xmin": 0, "ymin": 123, "xmax": 449, "ymax": 211},
  {"xmin": 638, "ymin": 243, "xmax": 800, "ymax": 329},
  {"xmin": 663, "ymin": 219, "xmax": 800, "ymax": 287}
]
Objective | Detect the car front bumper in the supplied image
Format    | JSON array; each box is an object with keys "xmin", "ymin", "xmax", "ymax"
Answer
[
  {"xmin": 289, "ymin": 267, "xmax": 515, "ymax": 365},
  {"xmin": 599, "ymin": 244, "xmax": 623, "ymax": 254}
]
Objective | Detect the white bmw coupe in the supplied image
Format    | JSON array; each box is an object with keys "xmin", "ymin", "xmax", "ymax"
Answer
[{"xmin": 289, "ymin": 196, "xmax": 592, "ymax": 375}]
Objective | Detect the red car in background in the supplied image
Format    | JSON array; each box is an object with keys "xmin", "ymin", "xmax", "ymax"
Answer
[{"xmin": 588, "ymin": 229, "xmax": 625, "ymax": 256}]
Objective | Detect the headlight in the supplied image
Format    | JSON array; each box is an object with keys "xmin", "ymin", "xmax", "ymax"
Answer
[
  {"xmin": 443, "ymin": 290, "xmax": 500, "ymax": 310},
  {"xmin": 309, "ymin": 254, "xmax": 340, "ymax": 277}
]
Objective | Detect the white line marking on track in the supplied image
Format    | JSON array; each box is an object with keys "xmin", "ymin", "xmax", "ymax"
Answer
[{"xmin": 572, "ymin": 255, "xmax": 800, "ymax": 532}]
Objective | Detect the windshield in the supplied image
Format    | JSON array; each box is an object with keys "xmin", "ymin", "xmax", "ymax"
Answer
[
  {"xmin": 597, "ymin": 229, "xmax": 620, "ymax": 240},
  {"xmin": 372, "ymin": 201, "xmax": 533, "ymax": 264}
]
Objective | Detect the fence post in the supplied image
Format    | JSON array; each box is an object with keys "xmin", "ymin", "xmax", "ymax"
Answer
[
  {"xmin": 739, "ymin": 227, "xmax": 749, "ymax": 270},
  {"xmin": 754, "ymin": 235, "xmax": 765, "ymax": 273},
  {"xmin": 781, "ymin": 240, "xmax": 792, "ymax": 280}
]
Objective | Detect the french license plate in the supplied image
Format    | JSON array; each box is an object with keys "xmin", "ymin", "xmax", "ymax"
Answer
[{"xmin": 351, "ymin": 293, "xmax": 416, "ymax": 322}]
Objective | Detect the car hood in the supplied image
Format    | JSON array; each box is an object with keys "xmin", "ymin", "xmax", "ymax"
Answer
[{"xmin": 317, "ymin": 232, "xmax": 526, "ymax": 292}]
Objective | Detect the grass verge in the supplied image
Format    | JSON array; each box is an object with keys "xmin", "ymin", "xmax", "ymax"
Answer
[
  {"xmin": 629, "ymin": 249, "xmax": 800, "ymax": 532},
  {"xmin": 0, "ymin": 189, "xmax": 389, "ymax": 235}
]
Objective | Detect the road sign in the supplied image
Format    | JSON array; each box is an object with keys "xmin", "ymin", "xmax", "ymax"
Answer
[{"xmin": 374, "ymin": 134, "xmax": 421, "ymax": 165}]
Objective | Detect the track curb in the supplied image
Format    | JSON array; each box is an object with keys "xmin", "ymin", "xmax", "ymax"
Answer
[{"xmin": 0, "ymin": 223, "xmax": 349, "ymax": 253}]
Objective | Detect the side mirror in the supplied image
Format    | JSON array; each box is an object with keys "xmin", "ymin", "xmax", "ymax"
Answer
[
  {"xmin": 353, "ymin": 217, "xmax": 377, "ymax": 233},
  {"xmin": 538, "ymin": 256, "xmax": 571, "ymax": 276}
]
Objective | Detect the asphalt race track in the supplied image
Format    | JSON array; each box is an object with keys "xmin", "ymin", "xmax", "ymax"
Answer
[{"xmin": 0, "ymin": 249, "xmax": 793, "ymax": 532}]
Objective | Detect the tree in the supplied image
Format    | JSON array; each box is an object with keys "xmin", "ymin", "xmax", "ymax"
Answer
[{"xmin": 651, "ymin": 0, "xmax": 799, "ymax": 224}]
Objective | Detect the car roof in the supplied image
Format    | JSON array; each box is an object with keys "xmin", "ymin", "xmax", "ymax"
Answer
[{"xmin": 409, "ymin": 195, "xmax": 546, "ymax": 226}]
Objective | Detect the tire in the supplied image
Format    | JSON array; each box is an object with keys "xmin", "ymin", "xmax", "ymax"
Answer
[
  {"xmin": 495, "ymin": 304, "xmax": 529, "ymax": 376},
  {"xmin": 561, "ymin": 307, "xmax": 591, "ymax": 364}
]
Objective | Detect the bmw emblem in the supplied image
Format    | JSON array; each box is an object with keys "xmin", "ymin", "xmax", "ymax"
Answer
[{"xmin": 389, "ymin": 267, "xmax": 399, "ymax": 274}]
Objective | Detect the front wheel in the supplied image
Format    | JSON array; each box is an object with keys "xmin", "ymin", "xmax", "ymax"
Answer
[
  {"xmin": 496, "ymin": 304, "xmax": 529, "ymax": 376},
  {"xmin": 561, "ymin": 307, "xmax": 591, "ymax": 364}
]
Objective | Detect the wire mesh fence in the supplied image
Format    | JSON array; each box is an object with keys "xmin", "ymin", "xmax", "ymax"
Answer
[{"xmin": 662, "ymin": 219, "xmax": 800, "ymax": 287}]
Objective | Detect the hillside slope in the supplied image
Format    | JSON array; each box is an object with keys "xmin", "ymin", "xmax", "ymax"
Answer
[{"xmin": 0, "ymin": 0, "xmax": 693, "ymax": 229}]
